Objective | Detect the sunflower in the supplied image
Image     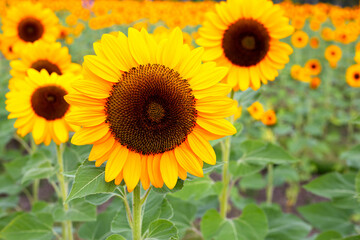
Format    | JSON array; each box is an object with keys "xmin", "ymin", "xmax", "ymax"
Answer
[
  {"xmin": 290, "ymin": 64, "xmax": 302, "ymax": 80},
  {"xmin": 310, "ymin": 77, "xmax": 321, "ymax": 90},
  {"xmin": 196, "ymin": 0, "xmax": 294, "ymax": 91},
  {"xmin": 346, "ymin": 64, "xmax": 360, "ymax": 88},
  {"xmin": 309, "ymin": 37, "xmax": 319, "ymax": 49},
  {"xmin": 1, "ymin": 2, "xmax": 59, "ymax": 55},
  {"xmin": 325, "ymin": 45, "xmax": 342, "ymax": 68},
  {"xmin": 247, "ymin": 101, "xmax": 264, "ymax": 120},
  {"xmin": 9, "ymin": 41, "xmax": 81, "ymax": 90},
  {"xmin": 5, "ymin": 69, "xmax": 78, "ymax": 145},
  {"xmin": 321, "ymin": 27, "xmax": 334, "ymax": 41},
  {"xmin": 305, "ymin": 59, "xmax": 321, "ymax": 76},
  {"xmin": 0, "ymin": 36, "xmax": 17, "ymax": 60},
  {"xmin": 65, "ymin": 28, "xmax": 237, "ymax": 192},
  {"xmin": 261, "ymin": 110, "xmax": 276, "ymax": 126},
  {"xmin": 291, "ymin": 30, "xmax": 309, "ymax": 48}
]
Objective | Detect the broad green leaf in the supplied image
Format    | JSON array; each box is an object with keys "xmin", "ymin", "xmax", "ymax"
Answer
[
  {"xmin": 79, "ymin": 210, "xmax": 118, "ymax": 240},
  {"xmin": 54, "ymin": 198, "xmax": 96, "ymax": 222},
  {"xmin": 263, "ymin": 205, "xmax": 311, "ymax": 240},
  {"xmin": 298, "ymin": 202, "xmax": 355, "ymax": 235},
  {"xmin": 273, "ymin": 165, "xmax": 299, "ymax": 186},
  {"xmin": 4, "ymin": 156, "xmax": 30, "ymax": 180},
  {"xmin": 0, "ymin": 195, "xmax": 19, "ymax": 209},
  {"xmin": 201, "ymin": 204, "xmax": 267, "ymax": 240},
  {"xmin": 167, "ymin": 196, "xmax": 197, "ymax": 238},
  {"xmin": 142, "ymin": 191, "xmax": 166, "ymax": 233},
  {"xmin": 0, "ymin": 213, "xmax": 54, "ymax": 240},
  {"xmin": 304, "ymin": 172, "xmax": 355, "ymax": 199},
  {"xmin": 229, "ymin": 160, "xmax": 265, "ymax": 177},
  {"xmin": 171, "ymin": 176, "xmax": 215, "ymax": 201},
  {"xmin": 111, "ymin": 198, "xmax": 132, "ymax": 238},
  {"xmin": 0, "ymin": 173, "xmax": 22, "ymax": 195},
  {"xmin": 144, "ymin": 219, "xmax": 178, "ymax": 240},
  {"xmin": 240, "ymin": 173, "xmax": 266, "ymax": 190},
  {"xmin": 106, "ymin": 235, "xmax": 126, "ymax": 240},
  {"xmin": 63, "ymin": 147, "xmax": 82, "ymax": 176},
  {"xmin": 340, "ymin": 145, "xmax": 360, "ymax": 169},
  {"xmin": 85, "ymin": 193, "xmax": 115, "ymax": 205},
  {"xmin": 341, "ymin": 236, "xmax": 360, "ymax": 240},
  {"xmin": 240, "ymin": 140, "xmax": 297, "ymax": 165},
  {"xmin": 152, "ymin": 180, "xmax": 184, "ymax": 194},
  {"xmin": 315, "ymin": 231, "xmax": 342, "ymax": 240},
  {"xmin": 66, "ymin": 160, "xmax": 117, "ymax": 202},
  {"xmin": 356, "ymin": 172, "xmax": 360, "ymax": 196},
  {"xmin": 21, "ymin": 151, "xmax": 56, "ymax": 184}
]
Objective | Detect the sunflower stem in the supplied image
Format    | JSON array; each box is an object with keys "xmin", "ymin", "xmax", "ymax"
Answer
[
  {"xmin": 32, "ymin": 179, "xmax": 39, "ymax": 203},
  {"xmin": 132, "ymin": 185, "xmax": 142, "ymax": 240},
  {"xmin": 220, "ymin": 136, "xmax": 231, "ymax": 218},
  {"xmin": 266, "ymin": 163, "xmax": 274, "ymax": 205},
  {"xmin": 56, "ymin": 144, "xmax": 73, "ymax": 240},
  {"xmin": 122, "ymin": 191, "xmax": 133, "ymax": 229}
]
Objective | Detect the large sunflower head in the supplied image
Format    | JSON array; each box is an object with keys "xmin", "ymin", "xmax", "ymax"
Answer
[
  {"xmin": 65, "ymin": 28, "xmax": 237, "ymax": 192},
  {"xmin": 1, "ymin": 2, "xmax": 59, "ymax": 56},
  {"xmin": 196, "ymin": 0, "xmax": 294, "ymax": 91},
  {"xmin": 9, "ymin": 41, "xmax": 81, "ymax": 90},
  {"xmin": 6, "ymin": 69, "xmax": 78, "ymax": 146},
  {"xmin": 346, "ymin": 64, "xmax": 360, "ymax": 88}
]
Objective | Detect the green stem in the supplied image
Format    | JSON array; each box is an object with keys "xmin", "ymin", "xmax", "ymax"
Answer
[
  {"xmin": 32, "ymin": 179, "xmax": 39, "ymax": 203},
  {"xmin": 219, "ymin": 91, "xmax": 234, "ymax": 218},
  {"xmin": 132, "ymin": 185, "xmax": 142, "ymax": 240},
  {"xmin": 266, "ymin": 163, "xmax": 274, "ymax": 205},
  {"xmin": 123, "ymin": 191, "xmax": 133, "ymax": 229},
  {"xmin": 56, "ymin": 144, "xmax": 73, "ymax": 240},
  {"xmin": 13, "ymin": 134, "xmax": 32, "ymax": 154}
]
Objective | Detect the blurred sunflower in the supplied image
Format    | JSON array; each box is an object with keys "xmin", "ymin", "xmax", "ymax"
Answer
[
  {"xmin": 305, "ymin": 59, "xmax": 321, "ymax": 76},
  {"xmin": 346, "ymin": 64, "xmax": 360, "ymax": 88},
  {"xmin": 309, "ymin": 37, "xmax": 319, "ymax": 49},
  {"xmin": 1, "ymin": 2, "xmax": 59, "ymax": 55},
  {"xmin": 9, "ymin": 41, "xmax": 81, "ymax": 90},
  {"xmin": 321, "ymin": 27, "xmax": 334, "ymax": 41},
  {"xmin": 310, "ymin": 77, "xmax": 321, "ymax": 89},
  {"xmin": 291, "ymin": 30, "xmax": 308, "ymax": 48},
  {"xmin": 325, "ymin": 45, "xmax": 342, "ymax": 68},
  {"xmin": 0, "ymin": 37, "xmax": 17, "ymax": 60},
  {"xmin": 261, "ymin": 110, "xmax": 277, "ymax": 126},
  {"xmin": 65, "ymin": 28, "xmax": 237, "ymax": 192},
  {"xmin": 196, "ymin": 0, "xmax": 294, "ymax": 91},
  {"xmin": 5, "ymin": 69, "xmax": 77, "ymax": 145},
  {"xmin": 290, "ymin": 64, "xmax": 302, "ymax": 80},
  {"xmin": 247, "ymin": 101, "xmax": 264, "ymax": 120}
]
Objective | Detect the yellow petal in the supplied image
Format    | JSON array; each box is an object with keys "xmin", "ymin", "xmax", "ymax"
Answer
[
  {"xmin": 32, "ymin": 117, "xmax": 46, "ymax": 144},
  {"xmin": 174, "ymin": 145, "xmax": 203, "ymax": 177},
  {"xmin": 160, "ymin": 151, "xmax": 178, "ymax": 189},
  {"xmin": 71, "ymin": 123, "xmax": 109, "ymax": 145},
  {"xmin": 187, "ymin": 132, "xmax": 216, "ymax": 165},
  {"xmin": 105, "ymin": 144, "xmax": 129, "ymax": 182},
  {"xmin": 196, "ymin": 117, "xmax": 236, "ymax": 136},
  {"xmin": 123, "ymin": 151, "xmax": 141, "ymax": 192}
]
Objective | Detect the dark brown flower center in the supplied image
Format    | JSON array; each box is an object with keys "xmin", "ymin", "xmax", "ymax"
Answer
[
  {"xmin": 105, "ymin": 64, "xmax": 197, "ymax": 155},
  {"xmin": 31, "ymin": 85, "xmax": 69, "ymax": 120},
  {"xmin": 354, "ymin": 73, "xmax": 360, "ymax": 80},
  {"xmin": 31, "ymin": 60, "xmax": 62, "ymax": 75},
  {"xmin": 17, "ymin": 17, "xmax": 44, "ymax": 42},
  {"xmin": 222, "ymin": 19, "xmax": 270, "ymax": 67}
]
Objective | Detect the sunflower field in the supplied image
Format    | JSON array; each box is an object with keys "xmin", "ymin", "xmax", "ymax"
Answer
[{"xmin": 0, "ymin": 0, "xmax": 359, "ymax": 239}]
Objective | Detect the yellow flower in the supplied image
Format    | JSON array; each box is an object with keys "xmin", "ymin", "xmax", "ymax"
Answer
[
  {"xmin": 325, "ymin": 45, "xmax": 342, "ymax": 68},
  {"xmin": 310, "ymin": 77, "xmax": 321, "ymax": 90},
  {"xmin": 247, "ymin": 101, "xmax": 264, "ymax": 120},
  {"xmin": 309, "ymin": 37, "xmax": 319, "ymax": 49},
  {"xmin": 291, "ymin": 30, "xmax": 309, "ymax": 48},
  {"xmin": 346, "ymin": 64, "xmax": 360, "ymax": 88},
  {"xmin": 321, "ymin": 27, "xmax": 334, "ymax": 41},
  {"xmin": 196, "ymin": 0, "xmax": 294, "ymax": 91},
  {"xmin": 1, "ymin": 2, "xmax": 59, "ymax": 56},
  {"xmin": 304, "ymin": 59, "xmax": 321, "ymax": 76},
  {"xmin": 290, "ymin": 64, "xmax": 302, "ymax": 80},
  {"xmin": 65, "ymin": 28, "xmax": 237, "ymax": 192},
  {"xmin": 261, "ymin": 110, "xmax": 277, "ymax": 126},
  {"xmin": 5, "ymin": 69, "xmax": 78, "ymax": 145},
  {"xmin": 9, "ymin": 41, "xmax": 81, "ymax": 90},
  {"xmin": 309, "ymin": 19, "xmax": 321, "ymax": 31},
  {"xmin": 0, "ymin": 36, "xmax": 17, "ymax": 60}
]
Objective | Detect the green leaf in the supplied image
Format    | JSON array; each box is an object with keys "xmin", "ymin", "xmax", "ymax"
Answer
[
  {"xmin": 229, "ymin": 160, "xmax": 265, "ymax": 177},
  {"xmin": 341, "ymin": 235, "xmax": 360, "ymax": 240},
  {"xmin": 201, "ymin": 204, "xmax": 267, "ymax": 240},
  {"xmin": 79, "ymin": 210, "xmax": 117, "ymax": 240},
  {"xmin": 21, "ymin": 151, "xmax": 56, "ymax": 184},
  {"xmin": 4, "ymin": 156, "xmax": 30, "ymax": 180},
  {"xmin": 304, "ymin": 172, "xmax": 355, "ymax": 199},
  {"xmin": 167, "ymin": 196, "xmax": 197, "ymax": 238},
  {"xmin": 152, "ymin": 179, "xmax": 184, "ymax": 194},
  {"xmin": 263, "ymin": 205, "xmax": 311, "ymax": 240},
  {"xmin": 171, "ymin": 176, "xmax": 215, "ymax": 201},
  {"xmin": 315, "ymin": 231, "xmax": 342, "ymax": 240},
  {"xmin": 240, "ymin": 140, "xmax": 297, "ymax": 165},
  {"xmin": 144, "ymin": 219, "xmax": 178, "ymax": 240},
  {"xmin": 0, "ymin": 195, "xmax": 19, "ymax": 209},
  {"xmin": 85, "ymin": 193, "xmax": 115, "ymax": 205},
  {"xmin": 63, "ymin": 147, "xmax": 82, "ymax": 177},
  {"xmin": 0, "ymin": 213, "xmax": 54, "ymax": 240},
  {"xmin": 0, "ymin": 173, "xmax": 22, "ymax": 195},
  {"xmin": 54, "ymin": 198, "xmax": 96, "ymax": 222},
  {"xmin": 66, "ymin": 160, "xmax": 117, "ymax": 202},
  {"xmin": 106, "ymin": 235, "xmax": 126, "ymax": 240},
  {"xmin": 111, "ymin": 199, "xmax": 132, "ymax": 237},
  {"xmin": 239, "ymin": 173, "xmax": 266, "ymax": 190},
  {"xmin": 298, "ymin": 202, "xmax": 355, "ymax": 235},
  {"xmin": 356, "ymin": 171, "xmax": 360, "ymax": 195},
  {"xmin": 142, "ymin": 190, "xmax": 166, "ymax": 233},
  {"xmin": 341, "ymin": 145, "xmax": 360, "ymax": 169}
]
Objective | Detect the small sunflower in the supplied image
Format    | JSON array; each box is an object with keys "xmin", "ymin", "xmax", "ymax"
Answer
[
  {"xmin": 325, "ymin": 45, "xmax": 342, "ymax": 68},
  {"xmin": 346, "ymin": 64, "xmax": 360, "ymax": 88},
  {"xmin": 5, "ymin": 69, "xmax": 78, "ymax": 145},
  {"xmin": 247, "ymin": 101, "xmax": 264, "ymax": 120},
  {"xmin": 1, "ymin": 2, "xmax": 59, "ymax": 55},
  {"xmin": 196, "ymin": 0, "xmax": 294, "ymax": 91},
  {"xmin": 261, "ymin": 110, "xmax": 277, "ymax": 126},
  {"xmin": 310, "ymin": 77, "xmax": 321, "ymax": 90},
  {"xmin": 321, "ymin": 27, "xmax": 334, "ymax": 41},
  {"xmin": 9, "ymin": 41, "xmax": 81, "ymax": 90},
  {"xmin": 0, "ymin": 36, "xmax": 17, "ymax": 60},
  {"xmin": 309, "ymin": 37, "xmax": 319, "ymax": 49},
  {"xmin": 291, "ymin": 30, "xmax": 309, "ymax": 48},
  {"xmin": 290, "ymin": 64, "xmax": 302, "ymax": 80},
  {"xmin": 65, "ymin": 28, "xmax": 237, "ymax": 192},
  {"xmin": 305, "ymin": 59, "xmax": 321, "ymax": 76}
]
